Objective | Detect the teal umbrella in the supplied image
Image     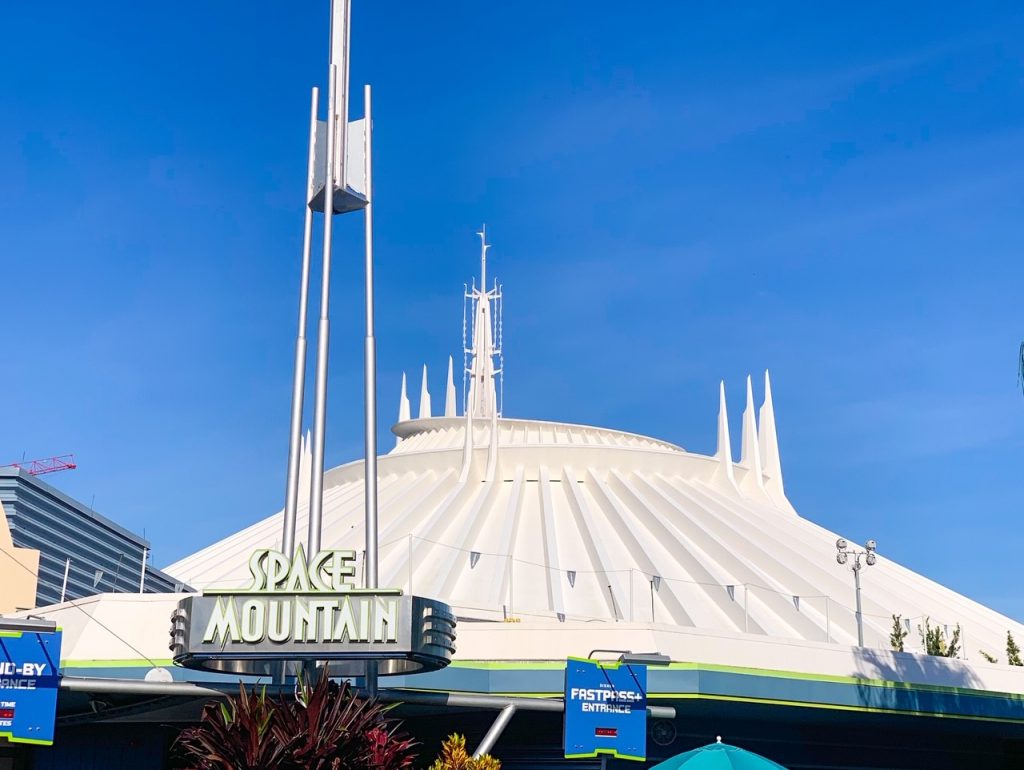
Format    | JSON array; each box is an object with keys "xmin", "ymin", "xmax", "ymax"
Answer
[{"xmin": 649, "ymin": 738, "xmax": 788, "ymax": 769}]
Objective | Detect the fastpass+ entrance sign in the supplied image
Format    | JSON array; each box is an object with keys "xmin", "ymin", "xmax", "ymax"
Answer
[{"xmin": 564, "ymin": 656, "xmax": 647, "ymax": 761}]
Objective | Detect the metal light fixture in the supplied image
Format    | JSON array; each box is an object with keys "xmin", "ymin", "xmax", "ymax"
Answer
[
  {"xmin": 586, "ymin": 649, "xmax": 671, "ymax": 667},
  {"xmin": 0, "ymin": 618, "xmax": 57, "ymax": 634},
  {"xmin": 834, "ymin": 537, "xmax": 878, "ymax": 647},
  {"xmin": 618, "ymin": 652, "xmax": 671, "ymax": 667}
]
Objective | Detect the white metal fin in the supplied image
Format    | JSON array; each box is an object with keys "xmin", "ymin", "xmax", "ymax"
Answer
[
  {"xmin": 739, "ymin": 375, "xmax": 769, "ymax": 498},
  {"xmin": 758, "ymin": 370, "xmax": 794, "ymax": 512},
  {"xmin": 419, "ymin": 365, "xmax": 432, "ymax": 419},
  {"xmin": 713, "ymin": 381, "xmax": 737, "ymax": 487},
  {"xmin": 398, "ymin": 372, "xmax": 411, "ymax": 423},
  {"xmin": 445, "ymin": 355, "xmax": 457, "ymax": 417}
]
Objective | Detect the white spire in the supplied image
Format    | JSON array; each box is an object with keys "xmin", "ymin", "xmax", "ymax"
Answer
[
  {"xmin": 740, "ymin": 375, "xmax": 764, "ymax": 476},
  {"xmin": 466, "ymin": 227, "xmax": 499, "ymax": 419},
  {"xmin": 713, "ymin": 380, "xmax": 736, "ymax": 486},
  {"xmin": 758, "ymin": 370, "xmax": 783, "ymax": 492},
  {"xmin": 419, "ymin": 365, "xmax": 432, "ymax": 419},
  {"xmin": 757, "ymin": 370, "xmax": 795, "ymax": 512},
  {"xmin": 739, "ymin": 375, "xmax": 769, "ymax": 499},
  {"xmin": 398, "ymin": 372, "xmax": 410, "ymax": 423},
  {"xmin": 445, "ymin": 355, "xmax": 457, "ymax": 417}
]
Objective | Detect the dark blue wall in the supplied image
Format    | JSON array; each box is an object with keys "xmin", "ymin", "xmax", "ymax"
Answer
[{"xmin": 31, "ymin": 725, "xmax": 171, "ymax": 770}]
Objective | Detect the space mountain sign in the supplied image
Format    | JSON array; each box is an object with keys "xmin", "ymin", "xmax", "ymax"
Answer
[{"xmin": 170, "ymin": 547, "xmax": 456, "ymax": 677}]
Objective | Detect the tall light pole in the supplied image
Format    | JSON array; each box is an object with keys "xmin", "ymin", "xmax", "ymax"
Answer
[{"xmin": 836, "ymin": 538, "xmax": 877, "ymax": 647}]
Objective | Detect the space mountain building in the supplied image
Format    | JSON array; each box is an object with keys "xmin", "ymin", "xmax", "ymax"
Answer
[{"xmin": 13, "ymin": 244, "xmax": 1024, "ymax": 768}]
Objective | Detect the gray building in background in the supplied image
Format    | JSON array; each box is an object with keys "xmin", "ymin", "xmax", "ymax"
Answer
[{"xmin": 0, "ymin": 465, "xmax": 185, "ymax": 608}]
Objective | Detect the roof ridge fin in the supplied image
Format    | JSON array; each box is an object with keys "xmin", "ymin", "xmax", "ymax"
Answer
[
  {"xmin": 741, "ymin": 375, "xmax": 765, "ymax": 479},
  {"xmin": 445, "ymin": 355, "xmax": 457, "ymax": 417},
  {"xmin": 398, "ymin": 372, "xmax": 410, "ymax": 424},
  {"xmin": 739, "ymin": 374, "xmax": 771, "ymax": 500},
  {"xmin": 419, "ymin": 365, "xmax": 432, "ymax": 419},
  {"xmin": 712, "ymin": 380, "xmax": 737, "ymax": 489},
  {"xmin": 758, "ymin": 370, "xmax": 797, "ymax": 514}
]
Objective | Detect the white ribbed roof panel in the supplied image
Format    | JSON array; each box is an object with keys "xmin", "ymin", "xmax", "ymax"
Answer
[
  {"xmin": 165, "ymin": 249, "xmax": 1022, "ymax": 663},
  {"xmin": 166, "ymin": 405, "xmax": 1024, "ymax": 660}
]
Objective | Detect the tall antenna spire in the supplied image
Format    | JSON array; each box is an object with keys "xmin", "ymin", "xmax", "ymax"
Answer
[
  {"xmin": 465, "ymin": 227, "xmax": 501, "ymax": 419},
  {"xmin": 479, "ymin": 225, "xmax": 489, "ymax": 291}
]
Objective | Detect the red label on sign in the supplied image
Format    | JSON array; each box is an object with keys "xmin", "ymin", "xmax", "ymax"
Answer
[
  {"xmin": 0, "ymin": 708, "xmax": 15, "ymax": 719},
  {"xmin": 595, "ymin": 727, "xmax": 618, "ymax": 737}
]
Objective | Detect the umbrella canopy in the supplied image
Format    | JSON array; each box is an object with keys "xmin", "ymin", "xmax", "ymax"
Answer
[{"xmin": 649, "ymin": 739, "xmax": 788, "ymax": 770}]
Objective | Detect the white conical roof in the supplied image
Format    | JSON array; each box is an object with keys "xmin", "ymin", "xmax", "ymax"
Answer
[
  {"xmin": 166, "ymin": 395, "xmax": 1023, "ymax": 657},
  {"xmin": 165, "ymin": 244, "xmax": 1024, "ymax": 660}
]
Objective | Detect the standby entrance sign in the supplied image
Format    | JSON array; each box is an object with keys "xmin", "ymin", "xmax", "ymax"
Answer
[
  {"xmin": 0, "ymin": 626, "xmax": 62, "ymax": 745},
  {"xmin": 564, "ymin": 657, "xmax": 647, "ymax": 761}
]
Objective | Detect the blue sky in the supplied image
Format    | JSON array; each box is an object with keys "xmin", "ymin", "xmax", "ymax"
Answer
[{"xmin": 2, "ymin": 3, "xmax": 1023, "ymax": 617}]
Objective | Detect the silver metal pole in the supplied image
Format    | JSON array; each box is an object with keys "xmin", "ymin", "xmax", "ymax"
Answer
[
  {"xmin": 308, "ymin": 64, "xmax": 339, "ymax": 556},
  {"xmin": 340, "ymin": 0, "xmax": 352, "ymax": 174},
  {"xmin": 57, "ymin": 678, "xmax": 676, "ymax": 719},
  {"xmin": 362, "ymin": 83, "xmax": 378, "ymax": 591},
  {"xmin": 138, "ymin": 548, "xmax": 147, "ymax": 594},
  {"xmin": 361, "ymin": 83, "xmax": 379, "ymax": 699},
  {"xmin": 854, "ymin": 563, "xmax": 864, "ymax": 647},
  {"xmin": 282, "ymin": 86, "xmax": 320, "ymax": 559},
  {"xmin": 473, "ymin": 704, "xmax": 516, "ymax": 758},
  {"xmin": 60, "ymin": 558, "xmax": 70, "ymax": 603}
]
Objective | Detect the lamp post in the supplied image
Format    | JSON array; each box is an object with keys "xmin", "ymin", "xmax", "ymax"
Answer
[{"xmin": 835, "ymin": 538, "xmax": 877, "ymax": 647}]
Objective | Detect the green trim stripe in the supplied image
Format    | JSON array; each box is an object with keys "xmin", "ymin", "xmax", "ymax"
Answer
[
  {"xmin": 61, "ymin": 659, "xmax": 175, "ymax": 669},
  {"xmin": 0, "ymin": 731, "xmax": 54, "ymax": 746},
  {"xmin": 566, "ymin": 750, "xmax": 645, "ymax": 761},
  {"xmin": 51, "ymin": 656, "xmax": 1024, "ymax": 724},
  {"xmin": 660, "ymin": 692, "xmax": 1024, "ymax": 725},
  {"xmin": 445, "ymin": 659, "xmax": 1024, "ymax": 701}
]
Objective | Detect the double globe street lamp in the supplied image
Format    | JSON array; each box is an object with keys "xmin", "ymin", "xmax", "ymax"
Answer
[{"xmin": 836, "ymin": 538, "xmax": 877, "ymax": 647}]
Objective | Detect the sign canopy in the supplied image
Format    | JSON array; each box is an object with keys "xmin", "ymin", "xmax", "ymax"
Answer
[
  {"xmin": 564, "ymin": 657, "xmax": 648, "ymax": 762},
  {"xmin": 0, "ymin": 625, "xmax": 62, "ymax": 745}
]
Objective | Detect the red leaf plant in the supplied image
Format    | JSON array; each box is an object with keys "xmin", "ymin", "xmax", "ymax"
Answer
[{"xmin": 173, "ymin": 673, "xmax": 417, "ymax": 770}]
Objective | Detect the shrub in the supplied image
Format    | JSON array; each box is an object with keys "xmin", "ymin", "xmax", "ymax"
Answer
[
  {"xmin": 426, "ymin": 733, "xmax": 501, "ymax": 770},
  {"xmin": 173, "ymin": 673, "xmax": 417, "ymax": 770},
  {"xmin": 918, "ymin": 618, "xmax": 960, "ymax": 658},
  {"xmin": 890, "ymin": 614, "xmax": 908, "ymax": 652},
  {"xmin": 1008, "ymin": 631, "xmax": 1023, "ymax": 666}
]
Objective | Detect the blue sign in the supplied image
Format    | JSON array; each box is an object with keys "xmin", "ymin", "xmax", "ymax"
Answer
[
  {"xmin": 564, "ymin": 657, "xmax": 647, "ymax": 761},
  {"xmin": 0, "ymin": 629, "xmax": 62, "ymax": 745}
]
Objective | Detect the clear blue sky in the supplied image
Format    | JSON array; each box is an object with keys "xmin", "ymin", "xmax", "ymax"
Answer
[{"xmin": 2, "ymin": 3, "xmax": 1023, "ymax": 617}]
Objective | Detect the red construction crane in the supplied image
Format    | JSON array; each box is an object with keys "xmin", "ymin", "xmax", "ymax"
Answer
[{"xmin": 7, "ymin": 454, "xmax": 77, "ymax": 476}]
